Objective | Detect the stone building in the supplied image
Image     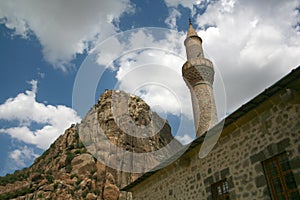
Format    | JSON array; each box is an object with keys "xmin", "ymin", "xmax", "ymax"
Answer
[{"xmin": 122, "ymin": 22, "xmax": 300, "ymax": 199}]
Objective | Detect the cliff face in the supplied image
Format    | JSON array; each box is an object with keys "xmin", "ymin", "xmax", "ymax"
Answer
[{"xmin": 0, "ymin": 90, "xmax": 181, "ymax": 200}]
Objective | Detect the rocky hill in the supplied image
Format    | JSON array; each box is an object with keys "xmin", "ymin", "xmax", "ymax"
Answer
[{"xmin": 0, "ymin": 90, "xmax": 181, "ymax": 200}]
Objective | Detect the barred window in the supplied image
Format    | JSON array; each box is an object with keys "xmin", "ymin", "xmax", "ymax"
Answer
[
  {"xmin": 211, "ymin": 179, "xmax": 230, "ymax": 200},
  {"xmin": 263, "ymin": 153, "xmax": 300, "ymax": 200}
]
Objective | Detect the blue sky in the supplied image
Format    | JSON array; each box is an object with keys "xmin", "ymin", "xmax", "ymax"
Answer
[{"xmin": 0, "ymin": 0, "xmax": 299, "ymax": 176}]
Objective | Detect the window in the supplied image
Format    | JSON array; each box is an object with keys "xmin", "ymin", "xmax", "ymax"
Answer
[
  {"xmin": 211, "ymin": 179, "xmax": 230, "ymax": 200},
  {"xmin": 263, "ymin": 153, "xmax": 300, "ymax": 200}
]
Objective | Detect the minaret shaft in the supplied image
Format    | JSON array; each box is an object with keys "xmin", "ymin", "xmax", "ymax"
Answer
[
  {"xmin": 191, "ymin": 81, "xmax": 218, "ymax": 137},
  {"xmin": 182, "ymin": 22, "xmax": 218, "ymax": 137}
]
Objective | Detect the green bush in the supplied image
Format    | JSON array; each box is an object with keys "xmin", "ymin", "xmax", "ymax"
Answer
[
  {"xmin": 66, "ymin": 164, "xmax": 72, "ymax": 173},
  {"xmin": 66, "ymin": 152, "xmax": 75, "ymax": 164},
  {"xmin": 90, "ymin": 168, "xmax": 97, "ymax": 175},
  {"xmin": 0, "ymin": 187, "xmax": 33, "ymax": 200},
  {"xmin": 76, "ymin": 179, "xmax": 81, "ymax": 186},
  {"xmin": 77, "ymin": 141, "xmax": 84, "ymax": 148},
  {"xmin": 31, "ymin": 173, "xmax": 42, "ymax": 182},
  {"xmin": 46, "ymin": 174, "xmax": 53, "ymax": 183},
  {"xmin": 0, "ymin": 170, "xmax": 28, "ymax": 186},
  {"xmin": 74, "ymin": 130, "xmax": 79, "ymax": 140},
  {"xmin": 38, "ymin": 193, "xmax": 43, "ymax": 198},
  {"xmin": 65, "ymin": 151, "xmax": 76, "ymax": 173},
  {"xmin": 74, "ymin": 149, "xmax": 81, "ymax": 154},
  {"xmin": 70, "ymin": 174, "xmax": 78, "ymax": 179},
  {"xmin": 53, "ymin": 182, "xmax": 59, "ymax": 190},
  {"xmin": 82, "ymin": 190, "xmax": 89, "ymax": 198},
  {"xmin": 68, "ymin": 144, "xmax": 74, "ymax": 150},
  {"xmin": 35, "ymin": 168, "xmax": 43, "ymax": 174},
  {"xmin": 50, "ymin": 142, "xmax": 55, "ymax": 148},
  {"xmin": 93, "ymin": 188, "xmax": 101, "ymax": 195}
]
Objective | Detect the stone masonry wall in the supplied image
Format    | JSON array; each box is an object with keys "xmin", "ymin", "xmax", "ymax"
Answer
[{"xmin": 131, "ymin": 96, "xmax": 300, "ymax": 199}]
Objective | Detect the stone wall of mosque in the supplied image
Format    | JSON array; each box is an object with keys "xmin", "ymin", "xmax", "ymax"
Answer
[{"xmin": 131, "ymin": 94, "xmax": 300, "ymax": 200}]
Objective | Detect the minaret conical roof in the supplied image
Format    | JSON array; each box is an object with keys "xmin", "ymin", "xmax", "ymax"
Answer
[
  {"xmin": 187, "ymin": 19, "xmax": 199, "ymax": 38},
  {"xmin": 186, "ymin": 19, "xmax": 202, "ymax": 43}
]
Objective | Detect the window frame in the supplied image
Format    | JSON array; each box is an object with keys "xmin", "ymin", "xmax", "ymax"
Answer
[
  {"xmin": 211, "ymin": 179, "xmax": 230, "ymax": 200},
  {"xmin": 263, "ymin": 152, "xmax": 300, "ymax": 200}
]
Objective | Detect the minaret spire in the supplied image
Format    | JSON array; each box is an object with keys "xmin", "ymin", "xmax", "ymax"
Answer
[
  {"xmin": 182, "ymin": 20, "xmax": 218, "ymax": 137},
  {"xmin": 186, "ymin": 19, "xmax": 201, "ymax": 39}
]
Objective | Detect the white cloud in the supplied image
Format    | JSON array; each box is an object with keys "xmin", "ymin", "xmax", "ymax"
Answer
[
  {"xmin": 115, "ymin": 48, "xmax": 193, "ymax": 118},
  {"xmin": 90, "ymin": 27, "xmax": 227, "ymax": 135},
  {"xmin": 164, "ymin": 0, "xmax": 200, "ymax": 10},
  {"xmin": 164, "ymin": 0, "xmax": 300, "ymax": 113},
  {"xmin": 9, "ymin": 146, "xmax": 39, "ymax": 168},
  {"xmin": 165, "ymin": 8, "xmax": 182, "ymax": 29},
  {"xmin": 84, "ymin": 28, "xmax": 207, "ymax": 139},
  {"xmin": 0, "ymin": 0, "xmax": 133, "ymax": 71},
  {"xmin": 175, "ymin": 134, "xmax": 193, "ymax": 145},
  {"xmin": 112, "ymin": 29, "xmax": 227, "ymax": 120},
  {"xmin": 101, "ymin": 29, "xmax": 195, "ymax": 119},
  {"xmin": 220, "ymin": 0, "xmax": 236, "ymax": 13},
  {"xmin": 196, "ymin": 0, "xmax": 300, "ymax": 112},
  {"xmin": 0, "ymin": 80, "xmax": 81, "ymax": 149},
  {"xmin": 164, "ymin": 0, "xmax": 208, "ymax": 16}
]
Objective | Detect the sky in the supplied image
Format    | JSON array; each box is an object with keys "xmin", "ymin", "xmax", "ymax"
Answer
[{"xmin": 0, "ymin": 0, "xmax": 299, "ymax": 176}]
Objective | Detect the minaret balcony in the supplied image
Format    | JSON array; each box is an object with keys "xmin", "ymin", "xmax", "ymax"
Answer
[{"xmin": 182, "ymin": 59, "xmax": 215, "ymax": 86}]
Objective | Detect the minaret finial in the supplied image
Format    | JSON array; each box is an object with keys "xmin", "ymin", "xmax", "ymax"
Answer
[{"xmin": 189, "ymin": 18, "xmax": 192, "ymax": 25}]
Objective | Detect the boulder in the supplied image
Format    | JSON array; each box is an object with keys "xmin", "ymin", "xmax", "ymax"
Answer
[
  {"xmin": 71, "ymin": 153, "xmax": 95, "ymax": 175},
  {"xmin": 103, "ymin": 183, "xmax": 120, "ymax": 200}
]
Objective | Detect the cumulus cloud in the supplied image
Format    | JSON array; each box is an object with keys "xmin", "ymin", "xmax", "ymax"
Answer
[
  {"xmin": 164, "ymin": 0, "xmax": 209, "ymax": 16},
  {"xmin": 164, "ymin": 0, "xmax": 300, "ymax": 113},
  {"xmin": 0, "ymin": 0, "xmax": 133, "ymax": 71},
  {"xmin": 165, "ymin": 8, "xmax": 182, "ymax": 29},
  {"xmin": 164, "ymin": 0, "xmax": 201, "ymax": 11},
  {"xmin": 0, "ymin": 80, "xmax": 81, "ymax": 149},
  {"xmin": 81, "ymin": 28, "xmax": 209, "ymax": 139},
  {"xmin": 99, "ymin": 29, "xmax": 195, "ymax": 119},
  {"xmin": 89, "ymin": 27, "xmax": 227, "ymax": 136},
  {"xmin": 197, "ymin": 0, "xmax": 300, "ymax": 112},
  {"xmin": 114, "ymin": 48, "xmax": 192, "ymax": 118},
  {"xmin": 9, "ymin": 146, "xmax": 39, "ymax": 168},
  {"xmin": 117, "ymin": 29, "xmax": 225, "ymax": 118}
]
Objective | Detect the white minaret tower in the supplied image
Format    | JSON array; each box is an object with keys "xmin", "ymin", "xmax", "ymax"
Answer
[{"xmin": 182, "ymin": 20, "xmax": 218, "ymax": 137}]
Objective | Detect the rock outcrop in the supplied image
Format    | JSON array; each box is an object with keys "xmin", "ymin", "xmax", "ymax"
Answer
[{"xmin": 0, "ymin": 90, "xmax": 181, "ymax": 199}]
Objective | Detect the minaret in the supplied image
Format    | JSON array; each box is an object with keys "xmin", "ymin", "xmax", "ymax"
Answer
[{"xmin": 182, "ymin": 20, "xmax": 218, "ymax": 137}]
